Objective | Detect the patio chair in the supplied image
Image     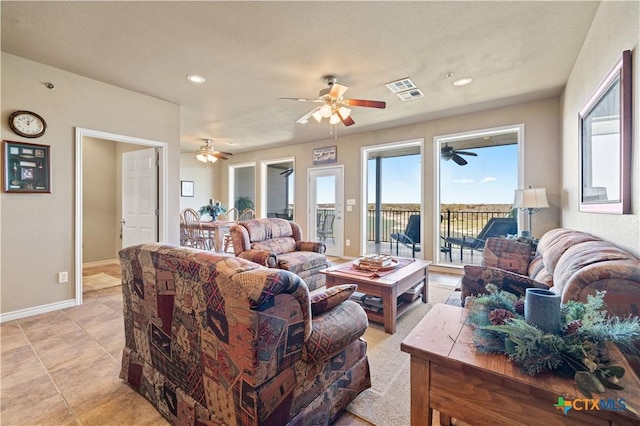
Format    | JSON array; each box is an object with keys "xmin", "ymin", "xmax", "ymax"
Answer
[
  {"xmin": 390, "ymin": 214, "xmax": 420, "ymax": 258},
  {"xmin": 445, "ymin": 217, "xmax": 517, "ymax": 262},
  {"xmin": 317, "ymin": 213, "xmax": 335, "ymax": 244}
]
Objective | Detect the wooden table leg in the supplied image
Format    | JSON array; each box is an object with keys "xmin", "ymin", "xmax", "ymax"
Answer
[
  {"xmin": 410, "ymin": 356, "xmax": 431, "ymax": 426},
  {"xmin": 422, "ymin": 266, "xmax": 429, "ymax": 303},
  {"xmin": 382, "ymin": 285, "xmax": 397, "ymax": 334}
]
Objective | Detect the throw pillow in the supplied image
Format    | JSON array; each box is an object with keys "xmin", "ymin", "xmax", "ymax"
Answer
[{"xmin": 310, "ymin": 284, "xmax": 357, "ymax": 315}]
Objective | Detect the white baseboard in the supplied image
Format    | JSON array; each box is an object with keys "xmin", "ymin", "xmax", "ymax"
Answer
[
  {"xmin": 82, "ymin": 258, "xmax": 119, "ymax": 268},
  {"xmin": 0, "ymin": 299, "xmax": 77, "ymax": 323}
]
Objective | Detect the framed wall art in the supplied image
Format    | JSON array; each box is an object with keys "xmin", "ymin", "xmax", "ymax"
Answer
[
  {"xmin": 312, "ymin": 145, "xmax": 337, "ymax": 165},
  {"xmin": 181, "ymin": 180, "xmax": 194, "ymax": 197},
  {"xmin": 579, "ymin": 50, "xmax": 632, "ymax": 214},
  {"xmin": 3, "ymin": 140, "xmax": 51, "ymax": 193}
]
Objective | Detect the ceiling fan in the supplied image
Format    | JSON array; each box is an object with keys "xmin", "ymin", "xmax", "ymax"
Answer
[
  {"xmin": 280, "ymin": 75, "xmax": 386, "ymax": 127},
  {"xmin": 191, "ymin": 139, "xmax": 233, "ymax": 163},
  {"xmin": 280, "ymin": 167, "xmax": 293, "ymax": 177},
  {"xmin": 441, "ymin": 143, "xmax": 478, "ymax": 166}
]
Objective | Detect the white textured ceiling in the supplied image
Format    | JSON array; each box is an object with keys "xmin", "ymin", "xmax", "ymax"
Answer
[{"xmin": 1, "ymin": 1, "xmax": 599, "ymax": 153}]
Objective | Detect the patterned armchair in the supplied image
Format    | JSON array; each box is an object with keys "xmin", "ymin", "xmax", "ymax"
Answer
[
  {"xmin": 229, "ymin": 218, "xmax": 328, "ymax": 291},
  {"xmin": 119, "ymin": 243, "xmax": 370, "ymax": 426},
  {"xmin": 461, "ymin": 229, "xmax": 640, "ymax": 317}
]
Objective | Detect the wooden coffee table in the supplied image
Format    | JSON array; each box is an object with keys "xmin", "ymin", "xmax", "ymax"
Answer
[
  {"xmin": 320, "ymin": 259, "xmax": 431, "ymax": 334},
  {"xmin": 401, "ymin": 303, "xmax": 640, "ymax": 426}
]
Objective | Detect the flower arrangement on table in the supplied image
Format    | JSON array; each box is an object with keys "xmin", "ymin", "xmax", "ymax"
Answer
[
  {"xmin": 198, "ymin": 199, "xmax": 227, "ymax": 221},
  {"xmin": 467, "ymin": 285, "xmax": 640, "ymax": 402}
]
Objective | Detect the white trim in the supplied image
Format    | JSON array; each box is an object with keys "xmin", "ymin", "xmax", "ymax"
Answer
[
  {"xmin": 0, "ymin": 299, "xmax": 77, "ymax": 323},
  {"xmin": 433, "ymin": 123, "xmax": 524, "ymax": 267},
  {"xmin": 228, "ymin": 161, "xmax": 257, "ymax": 211},
  {"xmin": 360, "ymin": 139, "xmax": 424, "ymax": 258},
  {"xmin": 75, "ymin": 127, "xmax": 168, "ymax": 307},
  {"xmin": 259, "ymin": 156, "xmax": 295, "ymax": 219}
]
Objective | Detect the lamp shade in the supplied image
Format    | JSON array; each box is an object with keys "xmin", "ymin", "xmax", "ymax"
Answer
[{"xmin": 513, "ymin": 188, "xmax": 549, "ymax": 209}]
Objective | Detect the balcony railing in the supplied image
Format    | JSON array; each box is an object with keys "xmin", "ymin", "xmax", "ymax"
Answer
[{"xmin": 367, "ymin": 208, "xmax": 511, "ymax": 242}]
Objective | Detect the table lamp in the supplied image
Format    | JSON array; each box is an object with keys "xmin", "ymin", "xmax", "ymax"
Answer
[{"xmin": 513, "ymin": 187, "xmax": 549, "ymax": 236}]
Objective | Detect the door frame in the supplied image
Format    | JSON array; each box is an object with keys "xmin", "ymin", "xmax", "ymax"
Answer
[
  {"xmin": 361, "ymin": 139, "xmax": 424, "ymax": 258},
  {"xmin": 259, "ymin": 156, "xmax": 295, "ymax": 219},
  {"xmin": 74, "ymin": 127, "xmax": 168, "ymax": 305},
  {"xmin": 307, "ymin": 165, "xmax": 345, "ymax": 257},
  {"xmin": 433, "ymin": 123, "xmax": 524, "ymax": 267},
  {"xmin": 228, "ymin": 161, "xmax": 257, "ymax": 211}
]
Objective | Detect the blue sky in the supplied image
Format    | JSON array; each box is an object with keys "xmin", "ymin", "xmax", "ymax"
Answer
[{"xmin": 365, "ymin": 144, "xmax": 518, "ymax": 204}]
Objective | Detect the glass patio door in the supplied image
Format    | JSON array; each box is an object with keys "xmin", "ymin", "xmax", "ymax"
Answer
[{"xmin": 308, "ymin": 166, "xmax": 343, "ymax": 257}]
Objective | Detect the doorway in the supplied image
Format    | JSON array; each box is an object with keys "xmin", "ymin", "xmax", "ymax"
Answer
[
  {"xmin": 260, "ymin": 157, "xmax": 295, "ymax": 219},
  {"xmin": 361, "ymin": 139, "xmax": 423, "ymax": 258},
  {"xmin": 228, "ymin": 162, "xmax": 256, "ymax": 212},
  {"xmin": 75, "ymin": 128, "xmax": 168, "ymax": 305},
  {"xmin": 308, "ymin": 166, "xmax": 344, "ymax": 257},
  {"xmin": 435, "ymin": 125, "xmax": 522, "ymax": 267}
]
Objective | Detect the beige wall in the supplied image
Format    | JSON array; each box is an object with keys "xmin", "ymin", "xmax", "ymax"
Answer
[
  {"xmin": 179, "ymin": 154, "xmax": 217, "ymax": 214},
  {"xmin": 220, "ymin": 97, "xmax": 563, "ymax": 259},
  {"xmin": 561, "ymin": 1, "xmax": 640, "ymax": 256},
  {"xmin": 1, "ymin": 53, "xmax": 181, "ymax": 316},
  {"xmin": 82, "ymin": 137, "xmax": 117, "ymax": 263}
]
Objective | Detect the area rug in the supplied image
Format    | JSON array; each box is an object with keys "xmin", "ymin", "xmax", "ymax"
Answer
[
  {"xmin": 346, "ymin": 282, "xmax": 455, "ymax": 425},
  {"xmin": 83, "ymin": 272, "xmax": 121, "ymax": 292}
]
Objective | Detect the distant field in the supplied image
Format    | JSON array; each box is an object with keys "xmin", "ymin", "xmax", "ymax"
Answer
[{"xmin": 364, "ymin": 203, "xmax": 513, "ymax": 212}]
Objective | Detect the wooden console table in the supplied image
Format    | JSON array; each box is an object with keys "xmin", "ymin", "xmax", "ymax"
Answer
[{"xmin": 401, "ymin": 303, "xmax": 640, "ymax": 425}]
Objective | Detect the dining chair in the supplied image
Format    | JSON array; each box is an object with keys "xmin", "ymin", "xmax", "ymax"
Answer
[
  {"xmin": 179, "ymin": 211, "xmax": 191, "ymax": 247},
  {"xmin": 223, "ymin": 208, "xmax": 256, "ymax": 253},
  {"xmin": 182, "ymin": 208, "xmax": 213, "ymax": 250}
]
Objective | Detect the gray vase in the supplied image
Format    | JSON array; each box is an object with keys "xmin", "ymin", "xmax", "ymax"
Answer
[{"xmin": 524, "ymin": 288, "xmax": 561, "ymax": 334}]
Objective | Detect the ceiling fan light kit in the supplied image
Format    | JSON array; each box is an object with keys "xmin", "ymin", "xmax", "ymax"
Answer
[
  {"xmin": 281, "ymin": 75, "xmax": 385, "ymax": 134},
  {"xmin": 194, "ymin": 139, "xmax": 233, "ymax": 163}
]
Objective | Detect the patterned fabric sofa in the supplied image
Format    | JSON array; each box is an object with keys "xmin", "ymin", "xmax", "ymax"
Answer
[
  {"xmin": 461, "ymin": 228, "xmax": 640, "ymax": 317},
  {"xmin": 119, "ymin": 243, "xmax": 370, "ymax": 425},
  {"xmin": 229, "ymin": 218, "xmax": 328, "ymax": 291}
]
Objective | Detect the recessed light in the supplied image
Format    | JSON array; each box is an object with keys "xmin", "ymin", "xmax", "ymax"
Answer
[
  {"xmin": 187, "ymin": 74, "xmax": 206, "ymax": 84},
  {"xmin": 453, "ymin": 77, "xmax": 473, "ymax": 87},
  {"xmin": 226, "ymin": 141, "xmax": 237, "ymax": 146}
]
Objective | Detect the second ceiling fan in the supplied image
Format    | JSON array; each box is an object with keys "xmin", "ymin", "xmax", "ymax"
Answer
[
  {"xmin": 280, "ymin": 75, "xmax": 386, "ymax": 127},
  {"xmin": 441, "ymin": 143, "xmax": 478, "ymax": 166}
]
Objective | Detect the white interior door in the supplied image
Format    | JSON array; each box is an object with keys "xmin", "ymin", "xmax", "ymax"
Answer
[
  {"xmin": 308, "ymin": 166, "xmax": 343, "ymax": 257},
  {"xmin": 122, "ymin": 148, "xmax": 158, "ymax": 248}
]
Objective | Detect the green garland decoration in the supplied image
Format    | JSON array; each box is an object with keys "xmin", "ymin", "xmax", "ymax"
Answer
[{"xmin": 467, "ymin": 285, "xmax": 640, "ymax": 400}]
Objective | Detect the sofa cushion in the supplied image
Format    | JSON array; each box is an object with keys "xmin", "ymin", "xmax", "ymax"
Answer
[
  {"xmin": 277, "ymin": 251, "xmax": 328, "ymax": 275},
  {"xmin": 482, "ymin": 237, "xmax": 531, "ymax": 275},
  {"xmin": 242, "ymin": 218, "xmax": 293, "ymax": 242},
  {"xmin": 537, "ymin": 228, "xmax": 599, "ymax": 275},
  {"xmin": 252, "ymin": 237, "xmax": 297, "ymax": 254},
  {"xmin": 303, "ymin": 300, "xmax": 368, "ymax": 364},
  {"xmin": 309, "ymin": 284, "xmax": 357, "ymax": 315}
]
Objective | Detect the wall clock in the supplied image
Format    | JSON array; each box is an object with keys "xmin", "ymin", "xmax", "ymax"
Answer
[{"xmin": 8, "ymin": 110, "xmax": 47, "ymax": 138}]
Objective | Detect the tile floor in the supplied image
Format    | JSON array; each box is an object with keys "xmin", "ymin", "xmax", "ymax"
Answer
[{"xmin": 1, "ymin": 261, "xmax": 461, "ymax": 425}]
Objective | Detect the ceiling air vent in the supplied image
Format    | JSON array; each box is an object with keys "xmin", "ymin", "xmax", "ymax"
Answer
[
  {"xmin": 396, "ymin": 88, "xmax": 424, "ymax": 101},
  {"xmin": 386, "ymin": 78, "xmax": 417, "ymax": 94}
]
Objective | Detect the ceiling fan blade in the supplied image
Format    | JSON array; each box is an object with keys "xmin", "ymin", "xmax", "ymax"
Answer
[
  {"xmin": 219, "ymin": 151, "xmax": 233, "ymax": 156},
  {"xmin": 330, "ymin": 83, "xmax": 349, "ymax": 98},
  {"xmin": 337, "ymin": 110, "xmax": 355, "ymax": 126},
  {"xmin": 212, "ymin": 152, "xmax": 229, "ymax": 160},
  {"xmin": 452, "ymin": 154, "xmax": 468, "ymax": 166},
  {"xmin": 279, "ymin": 97, "xmax": 322, "ymax": 102},
  {"xmin": 455, "ymin": 150, "xmax": 478, "ymax": 157},
  {"xmin": 296, "ymin": 106, "xmax": 321, "ymax": 124},
  {"xmin": 344, "ymin": 99, "xmax": 386, "ymax": 109}
]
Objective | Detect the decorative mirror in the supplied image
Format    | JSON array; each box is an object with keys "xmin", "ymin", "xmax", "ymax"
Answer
[{"xmin": 579, "ymin": 50, "xmax": 631, "ymax": 214}]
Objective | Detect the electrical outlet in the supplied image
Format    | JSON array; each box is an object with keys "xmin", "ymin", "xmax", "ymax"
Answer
[
  {"xmin": 345, "ymin": 239, "xmax": 351, "ymax": 246},
  {"xmin": 58, "ymin": 271, "xmax": 68, "ymax": 284}
]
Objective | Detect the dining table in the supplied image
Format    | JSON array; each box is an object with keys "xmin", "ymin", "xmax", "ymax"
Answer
[{"xmin": 197, "ymin": 220, "xmax": 235, "ymax": 253}]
